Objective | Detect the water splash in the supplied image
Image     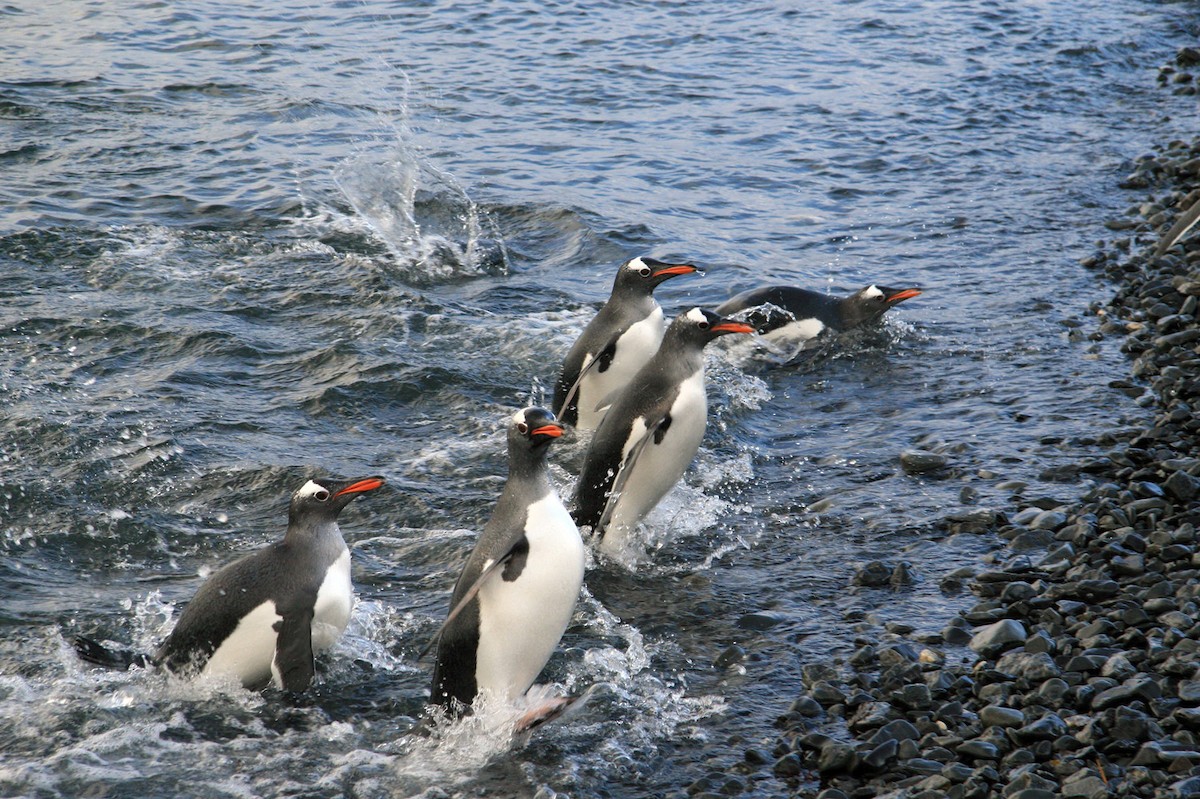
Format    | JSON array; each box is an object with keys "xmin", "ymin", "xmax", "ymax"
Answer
[{"xmin": 333, "ymin": 144, "xmax": 508, "ymax": 285}]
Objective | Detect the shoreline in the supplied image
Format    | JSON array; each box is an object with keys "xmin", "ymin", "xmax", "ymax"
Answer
[{"xmin": 740, "ymin": 52, "xmax": 1200, "ymax": 799}]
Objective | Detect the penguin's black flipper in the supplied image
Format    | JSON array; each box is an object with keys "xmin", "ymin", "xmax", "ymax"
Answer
[
  {"xmin": 595, "ymin": 416, "xmax": 667, "ymax": 536},
  {"xmin": 272, "ymin": 607, "xmax": 316, "ymax": 692},
  {"xmin": 72, "ymin": 635, "xmax": 153, "ymax": 671},
  {"xmin": 554, "ymin": 338, "xmax": 615, "ymax": 422},
  {"xmin": 417, "ymin": 543, "xmax": 521, "ymax": 660}
]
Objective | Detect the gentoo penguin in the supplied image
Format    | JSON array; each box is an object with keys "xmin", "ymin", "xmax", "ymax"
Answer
[
  {"xmin": 572, "ymin": 308, "xmax": 753, "ymax": 557},
  {"xmin": 715, "ymin": 284, "xmax": 921, "ymax": 356},
  {"xmin": 73, "ymin": 475, "xmax": 384, "ymax": 691},
  {"xmin": 553, "ymin": 256, "xmax": 699, "ymax": 430},
  {"xmin": 428, "ymin": 407, "xmax": 584, "ymax": 718}
]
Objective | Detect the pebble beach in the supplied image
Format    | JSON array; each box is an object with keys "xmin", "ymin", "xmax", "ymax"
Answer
[{"xmin": 744, "ymin": 47, "xmax": 1200, "ymax": 799}]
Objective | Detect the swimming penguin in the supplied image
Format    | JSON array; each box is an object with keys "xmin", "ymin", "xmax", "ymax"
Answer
[
  {"xmin": 73, "ymin": 475, "xmax": 385, "ymax": 691},
  {"xmin": 572, "ymin": 308, "xmax": 753, "ymax": 557},
  {"xmin": 715, "ymin": 284, "xmax": 921, "ymax": 357},
  {"xmin": 553, "ymin": 256, "xmax": 700, "ymax": 430},
  {"xmin": 427, "ymin": 407, "xmax": 584, "ymax": 719}
]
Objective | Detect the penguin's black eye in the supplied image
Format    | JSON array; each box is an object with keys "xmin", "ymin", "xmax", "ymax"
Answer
[
  {"xmin": 517, "ymin": 422, "xmax": 529, "ymax": 435},
  {"xmin": 697, "ymin": 320, "xmax": 710, "ymax": 330},
  {"xmin": 638, "ymin": 266, "xmax": 652, "ymax": 277},
  {"xmin": 314, "ymin": 489, "xmax": 331, "ymax": 502}
]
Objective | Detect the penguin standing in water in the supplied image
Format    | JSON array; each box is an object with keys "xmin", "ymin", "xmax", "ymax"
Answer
[
  {"xmin": 553, "ymin": 256, "xmax": 699, "ymax": 430},
  {"xmin": 573, "ymin": 308, "xmax": 753, "ymax": 557},
  {"xmin": 427, "ymin": 407, "xmax": 584, "ymax": 724},
  {"xmin": 74, "ymin": 475, "xmax": 385, "ymax": 691},
  {"xmin": 715, "ymin": 284, "xmax": 921, "ymax": 358}
]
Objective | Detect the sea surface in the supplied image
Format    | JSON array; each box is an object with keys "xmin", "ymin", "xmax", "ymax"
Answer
[{"xmin": 2, "ymin": 1, "xmax": 1198, "ymax": 797}]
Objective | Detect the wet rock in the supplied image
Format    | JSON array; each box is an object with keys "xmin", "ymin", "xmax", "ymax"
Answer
[
  {"xmin": 996, "ymin": 651, "xmax": 1060, "ymax": 682},
  {"xmin": 801, "ymin": 663, "xmax": 839, "ymax": 687},
  {"xmin": 1006, "ymin": 771, "xmax": 1059, "ymax": 796},
  {"xmin": 848, "ymin": 701, "xmax": 896, "ymax": 731},
  {"xmin": 810, "ymin": 680, "xmax": 847, "ymax": 706},
  {"xmin": 1177, "ymin": 680, "xmax": 1200, "ymax": 703},
  {"xmin": 1030, "ymin": 510, "xmax": 1069, "ymax": 531},
  {"xmin": 737, "ymin": 612, "xmax": 784, "ymax": 631},
  {"xmin": 790, "ymin": 695, "xmax": 823, "ymax": 717},
  {"xmin": 862, "ymin": 738, "xmax": 898, "ymax": 770},
  {"xmin": 816, "ymin": 740, "xmax": 858, "ymax": 774},
  {"xmin": 867, "ymin": 718, "xmax": 921, "ymax": 745},
  {"xmin": 852, "ymin": 561, "xmax": 892, "ymax": 587},
  {"xmin": 1166, "ymin": 470, "xmax": 1199, "ymax": 501},
  {"xmin": 979, "ymin": 705, "xmax": 1024, "ymax": 728},
  {"xmin": 773, "ymin": 752, "xmax": 803, "ymax": 778},
  {"xmin": 900, "ymin": 450, "xmax": 949, "ymax": 475},
  {"xmin": 1013, "ymin": 713, "xmax": 1067, "ymax": 743},
  {"xmin": 956, "ymin": 739, "xmax": 1000, "ymax": 760},
  {"xmin": 1168, "ymin": 776, "xmax": 1200, "ymax": 797},
  {"xmin": 1100, "ymin": 652, "xmax": 1137, "ymax": 680},
  {"xmin": 969, "ymin": 619, "xmax": 1027, "ymax": 658},
  {"xmin": 1060, "ymin": 771, "xmax": 1111, "ymax": 798}
]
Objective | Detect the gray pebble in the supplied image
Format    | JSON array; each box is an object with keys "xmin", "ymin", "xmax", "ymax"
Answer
[
  {"xmin": 1030, "ymin": 510, "xmax": 1069, "ymax": 530},
  {"xmin": 900, "ymin": 449, "xmax": 949, "ymax": 475},
  {"xmin": 979, "ymin": 705, "xmax": 1024, "ymax": 727},
  {"xmin": 969, "ymin": 619, "xmax": 1027, "ymax": 657},
  {"xmin": 956, "ymin": 739, "xmax": 1000, "ymax": 759},
  {"xmin": 862, "ymin": 738, "xmax": 898, "ymax": 770},
  {"xmin": 852, "ymin": 560, "xmax": 892, "ymax": 587}
]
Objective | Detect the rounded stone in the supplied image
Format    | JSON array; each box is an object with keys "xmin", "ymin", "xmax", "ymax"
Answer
[
  {"xmin": 969, "ymin": 619, "xmax": 1027, "ymax": 657},
  {"xmin": 980, "ymin": 705, "xmax": 1025, "ymax": 728}
]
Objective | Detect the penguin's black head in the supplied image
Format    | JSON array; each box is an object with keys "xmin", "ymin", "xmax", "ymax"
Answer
[
  {"xmin": 667, "ymin": 307, "xmax": 755, "ymax": 347},
  {"xmin": 612, "ymin": 256, "xmax": 700, "ymax": 295},
  {"xmin": 509, "ymin": 406, "xmax": 564, "ymax": 452},
  {"xmin": 289, "ymin": 475, "xmax": 386, "ymax": 522},
  {"xmin": 842, "ymin": 285, "xmax": 922, "ymax": 328}
]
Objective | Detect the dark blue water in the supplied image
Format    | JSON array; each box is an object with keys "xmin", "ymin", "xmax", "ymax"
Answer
[{"xmin": 2, "ymin": 1, "xmax": 1196, "ymax": 796}]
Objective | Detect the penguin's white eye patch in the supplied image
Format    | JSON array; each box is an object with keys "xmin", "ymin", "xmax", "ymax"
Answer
[{"xmin": 296, "ymin": 479, "xmax": 330, "ymax": 501}]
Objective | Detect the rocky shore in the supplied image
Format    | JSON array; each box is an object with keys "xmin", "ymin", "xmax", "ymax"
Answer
[{"xmin": 732, "ymin": 52, "xmax": 1200, "ymax": 799}]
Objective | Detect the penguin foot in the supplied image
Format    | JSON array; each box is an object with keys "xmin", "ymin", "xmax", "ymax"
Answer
[
  {"xmin": 514, "ymin": 686, "xmax": 595, "ymax": 733},
  {"xmin": 72, "ymin": 634, "xmax": 152, "ymax": 671}
]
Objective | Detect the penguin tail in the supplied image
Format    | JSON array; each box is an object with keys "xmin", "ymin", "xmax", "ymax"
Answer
[{"xmin": 72, "ymin": 634, "xmax": 153, "ymax": 671}]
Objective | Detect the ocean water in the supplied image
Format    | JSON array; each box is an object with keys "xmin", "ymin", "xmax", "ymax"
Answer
[{"xmin": 1, "ymin": 0, "xmax": 1196, "ymax": 796}]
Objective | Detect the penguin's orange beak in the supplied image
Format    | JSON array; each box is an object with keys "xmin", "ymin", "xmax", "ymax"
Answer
[
  {"xmin": 531, "ymin": 424, "xmax": 564, "ymax": 438},
  {"xmin": 886, "ymin": 288, "xmax": 922, "ymax": 303},
  {"xmin": 335, "ymin": 476, "xmax": 386, "ymax": 496},
  {"xmin": 653, "ymin": 264, "xmax": 699, "ymax": 278},
  {"xmin": 711, "ymin": 321, "xmax": 755, "ymax": 335}
]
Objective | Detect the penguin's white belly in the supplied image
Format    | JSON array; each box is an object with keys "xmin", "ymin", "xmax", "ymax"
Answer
[
  {"xmin": 576, "ymin": 310, "xmax": 666, "ymax": 431},
  {"xmin": 762, "ymin": 316, "xmax": 825, "ymax": 346},
  {"xmin": 311, "ymin": 547, "xmax": 353, "ymax": 653},
  {"xmin": 475, "ymin": 494, "xmax": 584, "ymax": 702},
  {"xmin": 204, "ymin": 600, "xmax": 282, "ymax": 687},
  {"xmin": 202, "ymin": 548, "xmax": 353, "ymax": 689},
  {"xmin": 600, "ymin": 370, "xmax": 708, "ymax": 555}
]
